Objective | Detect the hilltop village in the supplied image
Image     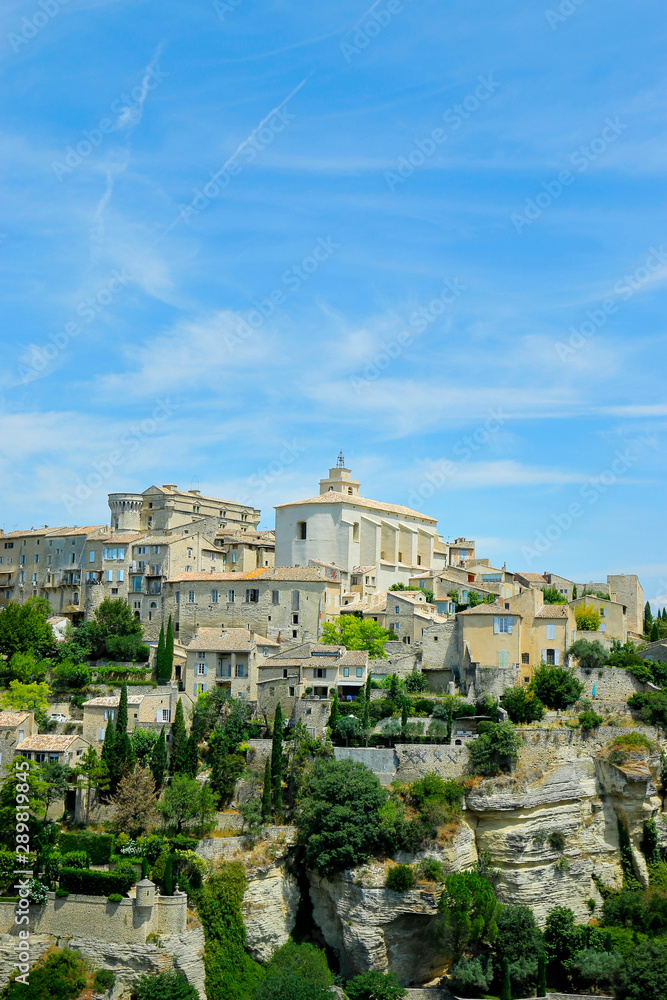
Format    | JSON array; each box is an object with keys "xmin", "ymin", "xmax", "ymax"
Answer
[{"xmin": 0, "ymin": 459, "xmax": 665, "ymax": 1000}]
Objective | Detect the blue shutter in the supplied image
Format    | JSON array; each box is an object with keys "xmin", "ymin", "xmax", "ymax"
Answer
[
  {"xmin": 493, "ymin": 617, "xmax": 499, "ymax": 634},
  {"xmin": 507, "ymin": 618, "xmax": 513, "ymax": 635},
  {"xmin": 203, "ymin": 664, "xmax": 207, "ymax": 675},
  {"xmin": 554, "ymin": 650, "xmax": 560, "ymax": 665}
]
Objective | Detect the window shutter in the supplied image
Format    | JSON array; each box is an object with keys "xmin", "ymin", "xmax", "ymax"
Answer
[
  {"xmin": 156, "ymin": 709, "xmax": 161, "ymax": 723},
  {"xmin": 203, "ymin": 683, "xmax": 207, "ymax": 693},
  {"xmin": 493, "ymin": 617, "xmax": 499, "ymax": 634},
  {"xmin": 203, "ymin": 664, "xmax": 208, "ymax": 675},
  {"xmin": 554, "ymin": 650, "xmax": 560, "ymax": 665},
  {"xmin": 542, "ymin": 649, "xmax": 547, "ymax": 663},
  {"xmin": 98, "ymin": 728, "xmax": 105, "ymax": 741},
  {"xmin": 507, "ymin": 618, "xmax": 513, "ymax": 635}
]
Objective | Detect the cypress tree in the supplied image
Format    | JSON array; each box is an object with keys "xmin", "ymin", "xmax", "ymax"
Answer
[
  {"xmin": 446, "ymin": 706, "xmax": 453, "ymax": 745},
  {"xmin": 163, "ymin": 853, "xmax": 173, "ymax": 896},
  {"xmin": 150, "ymin": 726, "xmax": 167, "ymax": 788},
  {"xmin": 170, "ymin": 699, "xmax": 186, "ymax": 774},
  {"xmin": 141, "ymin": 856, "xmax": 149, "ymax": 880},
  {"xmin": 500, "ymin": 956, "xmax": 511, "ymax": 1000},
  {"xmin": 572, "ymin": 584, "xmax": 577, "ymax": 600},
  {"xmin": 271, "ymin": 703, "xmax": 284, "ymax": 822},
  {"xmin": 165, "ymin": 614, "xmax": 174, "ymax": 680},
  {"xmin": 183, "ymin": 731, "xmax": 199, "ymax": 779},
  {"xmin": 644, "ymin": 600, "xmax": 653, "ymax": 635},
  {"xmin": 116, "ymin": 683, "xmax": 128, "ymax": 736},
  {"xmin": 401, "ymin": 699, "xmax": 408, "ymax": 729},
  {"xmin": 651, "ymin": 621, "xmax": 660, "ymax": 642},
  {"xmin": 537, "ymin": 952, "xmax": 547, "ymax": 996},
  {"xmin": 328, "ymin": 691, "xmax": 340, "ymax": 730},
  {"xmin": 101, "ymin": 719, "xmax": 118, "ymax": 791},
  {"xmin": 156, "ymin": 624, "xmax": 165, "ymax": 681},
  {"xmin": 261, "ymin": 757, "xmax": 272, "ymax": 823}
]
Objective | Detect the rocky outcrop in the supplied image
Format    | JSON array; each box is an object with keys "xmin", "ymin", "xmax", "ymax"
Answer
[
  {"xmin": 0, "ymin": 929, "xmax": 206, "ymax": 1000},
  {"xmin": 242, "ymin": 855, "xmax": 300, "ymax": 962}
]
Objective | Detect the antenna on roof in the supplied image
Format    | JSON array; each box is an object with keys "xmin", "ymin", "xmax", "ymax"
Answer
[
  {"xmin": 336, "ymin": 451, "xmax": 345, "ymax": 468},
  {"xmin": 189, "ymin": 475, "xmax": 200, "ymax": 494}
]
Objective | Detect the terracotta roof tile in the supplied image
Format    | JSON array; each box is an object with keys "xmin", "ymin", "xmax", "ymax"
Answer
[
  {"xmin": 0, "ymin": 711, "xmax": 30, "ymax": 727},
  {"xmin": 274, "ymin": 491, "xmax": 436, "ymax": 522},
  {"xmin": 534, "ymin": 605, "xmax": 570, "ymax": 618},
  {"xmin": 17, "ymin": 734, "xmax": 85, "ymax": 751}
]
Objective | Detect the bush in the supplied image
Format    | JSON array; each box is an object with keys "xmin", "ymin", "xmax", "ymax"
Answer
[
  {"xmin": 411, "ymin": 697, "xmax": 435, "ymax": 715},
  {"xmin": 419, "ymin": 857, "xmax": 445, "ymax": 883},
  {"xmin": 530, "ymin": 664, "xmax": 584, "ymax": 710},
  {"xmin": 134, "ymin": 969, "xmax": 199, "ymax": 1000},
  {"xmin": 61, "ymin": 850, "xmax": 89, "ymax": 869},
  {"xmin": 567, "ymin": 638, "xmax": 608, "ymax": 671},
  {"xmin": 579, "ymin": 708, "xmax": 604, "ymax": 729},
  {"xmin": 59, "ymin": 867, "xmax": 135, "ymax": 897},
  {"xmin": 3, "ymin": 947, "xmax": 87, "ymax": 1000},
  {"xmin": 410, "ymin": 773, "xmax": 463, "ymax": 809},
  {"xmin": 575, "ymin": 605, "xmax": 602, "ymax": 631},
  {"xmin": 628, "ymin": 690, "xmax": 667, "ymax": 727},
  {"xmin": 52, "ymin": 660, "xmax": 91, "ymax": 690},
  {"xmin": 107, "ymin": 893, "xmax": 124, "ymax": 902},
  {"xmin": 93, "ymin": 969, "xmax": 116, "ymax": 991},
  {"xmin": 257, "ymin": 940, "xmax": 331, "ymax": 1000},
  {"xmin": 58, "ymin": 832, "xmax": 114, "ymax": 865},
  {"xmin": 345, "ymin": 970, "xmax": 406, "ymax": 1000},
  {"xmin": 615, "ymin": 938, "xmax": 667, "ymax": 1000},
  {"xmin": 448, "ymin": 955, "xmax": 492, "ymax": 997},
  {"xmin": 55, "ymin": 887, "xmax": 70, "ymax": 897},
  {"xmin": 386, "ymin": 865, "xmax": 416, "ymax": 891},
  {"xmin": 468, "ymin": 721, "xmax": 522, "ymax": 776},
  {"xmin": 501, "ymin": 685, "xmax": 545, "ymax": 724},
  {"xmin": 548, "ymin": 830, "xmax": 566, "ymax": 852}
]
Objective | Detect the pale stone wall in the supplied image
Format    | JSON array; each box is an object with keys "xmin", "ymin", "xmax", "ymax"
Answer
[
  {"xmin": 607, "ymin": 572, "xmax": 643, "ymax": 635},
  {"xmin": 0, "ymin": 891, "xmax": 186, "ymax": 945},
  {"xmin": 574, "ymin": 664, "xmax": 647, "ymax": 703},
  {"xmin": 571, "ymin": 596, "xmax": 626, "ymax": 641}
]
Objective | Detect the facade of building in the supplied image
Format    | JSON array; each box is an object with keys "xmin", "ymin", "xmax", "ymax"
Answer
[
  {"xmin": 0, "ymin": 711, "xmax": 38, "ymax": 772},
  {"xmin": 570, "ymin": 594, "xmax": 627, "ymax": 642},
  {"xmin": 274, "ymin": 462, "xmax": 442, "ymax": 591},
  {"xmin": 82, "ymin": 687, "xmax": 183, "ymax": 745},
  {"xmin": 108, "ymin": 483, "xmax": 260, "ymax": 534},
  {"xmin": 16, "ymin": 733, "xmax": 89, "ymax": 765},
  {"xmin": 183, "ymin": 627, "xmax": 280, "ymax": 701},
  {"xmin": 256, "ymin": 642, "xmax": 369, "ymax": 720}
]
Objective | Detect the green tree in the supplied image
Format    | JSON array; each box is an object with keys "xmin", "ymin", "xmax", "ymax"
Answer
[
  {"xmin": 75, "ymin": 746, "xmax": 109, "ymax": 825},
  {"xmin": 165, "ymin": 614, "xmax": 174, "ymax": 679},
  {"xmin": 651, "ymin": 621, "xmax": 660, "ymax": 642},
  {"xmin": 272, "ymin": 703, "xmax": 284, "ymax": 822},
  {"xmin": 345, "ymin": 971, "xmax": 406, "ymax": 1000},
  {"xmin": 468, "ymin": 721, "xmax": 522, "ymax": 777},
  {"xmin": 0, "ymin": 600, "xmax": 54, "ymax": 659},
  {"xmin": 134, "ymin": 969, "xmax": 199, "ymax": 1000},
  {"xmin": 296, "ymin": 758, "xmax": 387, "ymax": 878},
  {"xmin": 209, "ymin": 730, "xmax": 245, "ymax": 808},
  {"xmin": 132, "ymin": 728, "xmax": 157, "ymax": 766},
  {"xmin": 196, "ymin": 863, "xmax": 263, "ymax": 1000},
  {"xmin": 262, "ymin": 757, "xmax": 273, "ymax": 823},
  {"xmin": 40, "ymin": 761, "xmax": 71, "ymax": 812},
  {"xmin": 170, "ymin": 699, "xmax": 187, "ymax": 774},
  {"xmin": 537, "ymin": 951, "xmax": 547, "ymax": 996},
  {"xmin": 567, "ymin": 638, "xmax": 608, "ymax": 671},
  {"xmin": 257, "ymin": 940, "xmax": 332, "ymax": 1000},
  {"xmin": 1, "ymin": 679, "xmax": 51, "ymax": 727},
  {"xmin": 501, "ymin": 686, "xmax": 545, "ymax": 724},
  {"xmin": 499, "ymin": 956, "xmax": 511, "ymax": 1000},
  {"xmin": 542, "ymin": 587, "xmax": 567, "ymax": 605},
  {"xmin": 575, "ymin": 604, "xmax": 602, "ymax": 631},
  {"xmin": 150, "ymin": 727, "xmax": 168, "ymax": 788},
  {"xmin": 159, "ymin": 775, "xmax": 201, "ymax": 833},
  {"xmin": 530, "ymin": 664, "xmax": 584, "ymax": 710},
  {"xmin": 3, "ymin": 947, "xmax": 87, "ymax": 1000},
  {"xmin": 494, "ymin": 904, "xmax": 542, "ymax": 996},
  {"xmin": 616, "ymin": 938, "xmax": 667, "ymax": 1000},
  {"xmin": 543, "ymin": 906, "xmax": 579, "ymax": 988},
  {"xmin": 572, "ymin": 584, "xmax": 577, "ymax": 600},
  {"xmin": 93, "ymin": 597, "xmax": 143, "ymax": 640},
  {"xmin": 320, "ymin": 615, "xmax": 393, "ymax": 659},
  {"xmin": 195, "ymin": 782, "xmax": 217, "ymax": 838},
  {"xmin": 0, "ymin": 757, "xmax": 48, "ymax": 847},
  {"xmin": 328, "ymin": 690, "xmax": 340, "ymax": 730},
  {"xmin": 116, "ymin": 682, "xmax": 128, "ymax": 735},
  {"xmin": 156, "ymin": 623, "xmax": 166, "ymax": 681},
  {"xmin": 176, "ymin": 731, "xmax": 199, "ymax": 779},
  {"xmin": 101, "ymin": 718, "xmax": 119, "ymax": 791},
  {"xmin": 437, "ymin": 870, "xmax": 501, "ymax": 959},
  {"xmin": 112, "ymin": 765, "xmax": 157, "ymax": 837},
  {"xmin": 644, "ymin": 601, "xmax": 654, "ymax": 636}
]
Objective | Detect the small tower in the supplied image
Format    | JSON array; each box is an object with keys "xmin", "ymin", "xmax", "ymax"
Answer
[
  {"xmin": 135, "ymin": 878, "xmax": 156, "ymax": 909},
  {"xmin": 319, "ymin": 458, "xmax": 360, "ymax": 497}
]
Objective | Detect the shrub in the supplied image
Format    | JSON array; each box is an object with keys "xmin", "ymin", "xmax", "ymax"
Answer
[
  {"xmin": 567, "ymin": 638, "xmax": 608, "ymax": 671},
  {"xmin": 448, "ymin": 956, "xmax": 492, "ymax": 997},
  {"xmin": 27, "ymin": 879, "xmax": 48, "ymax": 905},
  {"xmin": 454, "ymin": 702, "xmax": 476, "ymax": 718},
  {"xmin": 410, "ymin": 773, "xmax": 463, "ymax": 809},
  {"xmin": 575, "ymin": 605, "xmax": 602, "ymax": 631},
  {"xmin": 628, "ymin": 690, "xmax": 667, "ymax": 727},
  {"xmin": 345, "ymin": 970, "xmax": 406, "ymax": 1000},
  {"xmin": 468, "ymin": 721, "xmax": 522, "ymax": 776},
  {"xmin": 93, "ymin": 969, "xmax": 116, "ymax": 991},
  {"xmin": 411, "ymin": 697, "xmax": 435, "ymax": 715},
  {"xmin": 134, "ymin": 969, "xmax": 199, "ymax": 1000},
  {"xmin": 530, "ymin": 664, "xmax": 584, "ymax": 710},
  {"xmin": 107, "ymin": 893, "xmax": 123, "ymax": 902},
  {"xmin": 501, "ymin": 685, "xmax": 545, "ymax": 724},
  {"xmin": 548, "ymin": 830, "xmax": 566, "ymax": 852},
  {"xmin": 533, "ymin": 828, "xmax": 548, "ymax": 846},
  {"xmin": 258, "ymin": 940, "xmax": 331, "ymax": 1000},
  {"xmin": 58, "ymin": 832, "xmax": 114, "ymax": 865},
  {"xmin": 59, "ymin": 867, "xmax": 135, "ymax": 897},
  {"xmin": 55, "ymin": 888, "xmax": 70, "ymax": 897},
  {"xmin": 437, "ymin": 870, "xmax": 501, "ymax": 958},
  {"xmin": 3, "ymin": 948, "xmax": 87, "ymax": 1000},
  {"xmin": 61, "ymin": 850, "xmax": 89, "ymax": 869},
  {"xmin": 579, "ymin": 708, "xmax": 604, "ymax": 729},
  {"xmin": 386, "ymin": 865, "xmax": 415, "ymax": 891},
  {"xmin": 615, "ymin": 938, "xmax": 667, "ymax": 1000},
  {"xmin": 419, "ymin": 857, "xmax": 445, "ymax": 882}
]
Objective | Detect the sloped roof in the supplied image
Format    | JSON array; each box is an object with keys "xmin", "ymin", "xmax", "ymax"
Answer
[
  {"xmin": 187, "ymin": 627, "xmax": 254, "ymax": 652},
  {"xmin": 0, "ymin": 711, "xmax": 30, "ymax": 728},
  {"xmin": 17, "ymin": 734, "xmax": 85, "ymax": 751},
  {"xmin": 534, "ymin": 605, "xmax": 570, "ymax": 619},
  {"xmin": 459, "ymin": 603, "xmax": 520, "ymax": 617},
  {"xmin": 167, "ymin": 567, "xmax": 327, "ymax": 583},
  {"xmin": 274, "ymin": 491, "xmax": 437, "ymax": 522}
]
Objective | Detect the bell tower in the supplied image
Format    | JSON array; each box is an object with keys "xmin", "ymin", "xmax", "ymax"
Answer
[{"xmin": 319, "ymin": 455, "xmax": 360, "ymax": 497}]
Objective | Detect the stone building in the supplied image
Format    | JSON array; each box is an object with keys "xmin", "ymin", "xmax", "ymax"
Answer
[
  {"xmin": 570, "ymin": 594, "xmax": 628, "ymax": 642},
  {"xmin": 256, "ymin": 643, "xmax": 369, "ymax": 720},
  {"xmin": 162, "ymin": 567, "xmax": 339, "ymax": 645},
  {"xmin": 274, "ymin": 459, "xmax": 446, "ymax": 591},
  {"xmin": 108, "ymin": 483, "xmax": 260, "ymax": 534},
  {"xmin": 16, "ymin": 733, "xmax": 89, "ymax": 765},
  {"xmin": 82, "ymin": 687, "xmax": 184, "ymax": 744},
  {"xmin": 0, "ymin": 711, "xmax": 38, "ymax": 772},
  {"xmin": 607, "ymin": 573, "xmax": 644, "ymax": 636},
  {"xmin": 183, "ymin": 627, "xmax": 279, "ymax": 701}
]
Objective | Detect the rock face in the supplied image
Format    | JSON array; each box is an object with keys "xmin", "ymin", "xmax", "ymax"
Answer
[
  {"xmin": 242, "ymin": 855, "xmax": 301, "ymax": 962},
  {"xmin": 0, "ymin": 928, "xmax": 206, "ymax": 1000}
]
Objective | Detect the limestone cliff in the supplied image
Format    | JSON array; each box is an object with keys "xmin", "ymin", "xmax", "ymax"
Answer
[{"xmin": 242, "ymin": 853, "xmax": 301, "ymax": 962}]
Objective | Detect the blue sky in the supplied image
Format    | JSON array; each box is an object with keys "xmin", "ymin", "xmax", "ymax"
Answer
[{"xmin": 1, "ymin": 0, "xmax": 666, "ymax": 606}]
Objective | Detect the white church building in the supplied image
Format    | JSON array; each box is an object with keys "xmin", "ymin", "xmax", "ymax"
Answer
[{"xmin": 274, "ymin": 457, "xmax": 453, "ymax": 592}]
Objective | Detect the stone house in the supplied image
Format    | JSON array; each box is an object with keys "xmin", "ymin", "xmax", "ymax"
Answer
[
  {"xmin": 82, "ymin": 687, "xmax": 184, "ymax": 744},
  {"xmin": 256, "ymin": 643, "xmax": 369, "ymax": 719},
  {"xmin": 16, "ymin": 733, "xmax": 89, "ymax": 765},
  {"xmin": 0, "ymin": 711, "xmax": 38, "ymax": 772},
  {"xmin": 542, "ymin": 572, "xmax": 577, "ymax": 601},
  {"xmin": 570, "ymin": 594, "xmax": 627, "ymax": 642},
  {"xmin": 183, "ymin": 627, "xmax": 279, "ymax": 701}
]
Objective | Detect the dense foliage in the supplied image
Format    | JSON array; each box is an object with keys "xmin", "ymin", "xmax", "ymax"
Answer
[
  {"xmin": 501, "ymin": 686, "xmax": 545, "ymax": 723},
  {"xmin": 529, "ymin": 664, "xmax": 584, "ymax": 710},
  {"xmin": 467, "ymin": 721, "xmax": 522, "ymax": 776},
  {"xmin": 2, "ymin": 948, "xmax": 87, "ymax": 1000},
  {"xmin": 196, "ymin": 863, "xmax": 263, "ymax": 1000},
  {"xmin": 320, "ymin": 615, "xmax": 394, "ymax": 658},
  {"xmin": 134, "ymin": 970, "xmax": 199, "ymax": 1000}
]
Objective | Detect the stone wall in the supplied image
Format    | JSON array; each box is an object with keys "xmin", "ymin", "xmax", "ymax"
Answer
[
  {"xmin": 515, "ymin": 725, "xmax": 663, "ymax": 770},
  {"xmin": 0, "ymin": 891, "xmax": 187, "ymax": 945},
  {"xmin": 573, "ymin": 664, "xmax": 647, "ymax": 703}
]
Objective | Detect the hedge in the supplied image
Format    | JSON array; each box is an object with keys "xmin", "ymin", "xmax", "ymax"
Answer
[
  {"xmin": 58, "ymin": 833, "xmax": 114, "ymax": 865},
  {"xmin": 59, "ymin": 867, "xmax": 136, "ymax": 897}
]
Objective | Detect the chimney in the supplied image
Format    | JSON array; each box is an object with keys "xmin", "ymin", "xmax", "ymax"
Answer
[
  {"xmin": 162, "ymin": 484, "xmax": 178, "ymax": 491},
  {"xmin": 189, "ymin": 489, "xmax": 201, "ymax": 495}
]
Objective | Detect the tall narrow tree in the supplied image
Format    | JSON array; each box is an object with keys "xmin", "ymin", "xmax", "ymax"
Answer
[
  {"xmin": 156, "ymin": 624, "xmax": 166, "ymax": 681},
  {"xmin": 170, "ymin": 699, "xmax": 186, "ymax": 774},
  {"xmin": 150, "ymin": 726, "xmax": 167, "ymax": 788},
  {"xmin": 571, "ymin": 584, "xmax": 577, "ymax": 600},
  {"xmin": 537, "ymin": 953, "xmax": 547, "ymax": 997},
  {"xmin": 116, "ymin": 683, "xmax": 128, "ymax": 736},
  {"xmin": 261, "ymin": 757, "xmax": 272, "ymax": 823},
  {"xmin": 165, "ymin": 615, "xmax": 174, "ymax": 680},
  {"xmin": 644, "ymin": 600, "xmax": 654, "ymax": 635},
  {"xmin": 271, "ymin": 703, "xmax": 284, "ymax": 822},
  {"xmin": 101, "ymin": 718, "xmax": 118, "ymax": 791},
  {"xmin": 500, "ymin": 956, "xmax": 511, "ymax": 1000}
]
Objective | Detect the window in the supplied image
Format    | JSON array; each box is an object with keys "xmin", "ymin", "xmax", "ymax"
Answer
[
  {"xmin": 356, "ymin": 667, "xmax": 363, "ymax": 677},
  {"xmin": 70, "ymin": 553, "xmax": 75, "ymax": 564},
  {"xmin": 152, "ymin": 545, "xmax": 161, "ymax": 554},
  {"xmin": 343, "ymin": 667, "xmax": 349, "ymax": 677},
  {"xmin": 600, "ymin": 608, "xmax": 606, "ymax": 617},
  {"xmin": 521, "ymin": 653, "xmax": 530, "ymax": 664},
  {"xmin": 212, "ymin": 589, "xmax": 218, "ymax": 603},
  {"xmin": 3, "ymin": 542, "xmax": 13, "ymax": 549},
  {"xmin": 352, "ymin": 523, "xmax": 359, "ymax": 541},
  {"xmin": 289, "ymin": 686, "xmax": 295, "ymax": 696},
  {"xmin": 88, "ymin": 551, "xmax": 95, "ymax": 562},
  {"xmin": 18, "ymin": 730, "xmax": 24, "ymax": 743},
  {"xmin": 292, "ymin": 590, "xmax": 300, "ymax": 611},
  {"xmin": 228, "ymin": 590, "xmax": 235, "ymax": 603},
  {"xmin": 272, "ymin": 590, "xmax": 279, "ymax": 605},
  {"xmin": 600, "ymin": 623, "xmax": 606, "ymax": 633},
  {"xmin": 314, "ymin": 668, "xmax": 327, "ymax": 678},
  {"xmin": 292, "ymin": 613, "xmax": 299, "ymax": 624},
  {"xmin": 498, "ymin": 650, "xmax": 510, "ymax": 668},
  {"xmin": 175, "ymin": 591, "xmax": 180, "ymax": 605},
  {"xmin": 297, "ymin": 521, "xmax": 307, "ymax": 539},
  {"xmin": 98, "ymin": 728, "xmax": 105, "ymax": 741},
  {"xmin": 34, "ymin": 554, "xmax": 39, "ymax": 563},
  {"xmin": 20, "ymin": 555, "xmax": 26, "ymax": 565},
  {"xmin": 546, "ymin": 623, "xmax": 556, "ymax": 641},
  {"xmin": 162, "ymin": 709, "xmax": 171, "ymax": 722},
  {"xmin": 246, "ymin": 589, "xmax": 259, "ymax": 603},
  {"xmin": 543, "ymin": 648, "xmax": 560, "ymax": 665},
  {"xmin": 104, "ymin": 709, "xmax": 115, "ymax": 721},
  {"xmin": 117, "ymin": 569, "xmax": 124, "ymax": 582},
  {"xmin": 395, "ymin": 605, "xmax": 400, "ymax": 614},
  {"xmin": 283, "ymin": 669, "xmax": 288, "ymax": 678},
  {"xmin": 235, "ymin": 663, "xmax": 245, "ymax": 677},
  {"xmin": 196, "ymin": 662, "xmax": 207, "ymax": 675},
  {"xmin": 106, "ymin": 570, "xmax": 112, "ymax": 582},
  {"xmin": 132, "ymin": 576, "xmax": 142, "ymax": 592},
  {"xmin": 292, "ymin": 630, "xmax": 298, "ymax": 638},
  {"xmin": 398, "ymin": 551, "xmax": 403, "ymax": 562},
  {"xmin": 217, "ymin": 661, "xmax": 231, "ymax": 677},
  {"xmin": 493, "ymin": 616, "xmax": 513, "ymax": 634},
  {"xmin": 188, "ymin": 591, "xmax": 195, "ymax": 603},
  {"xmin": 111, "ymin": 587, "xmax": 118, "ymax": 594},
  {"xmin": 231, "ymin": 552, "xmax": 236, "ymax": 564}
]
